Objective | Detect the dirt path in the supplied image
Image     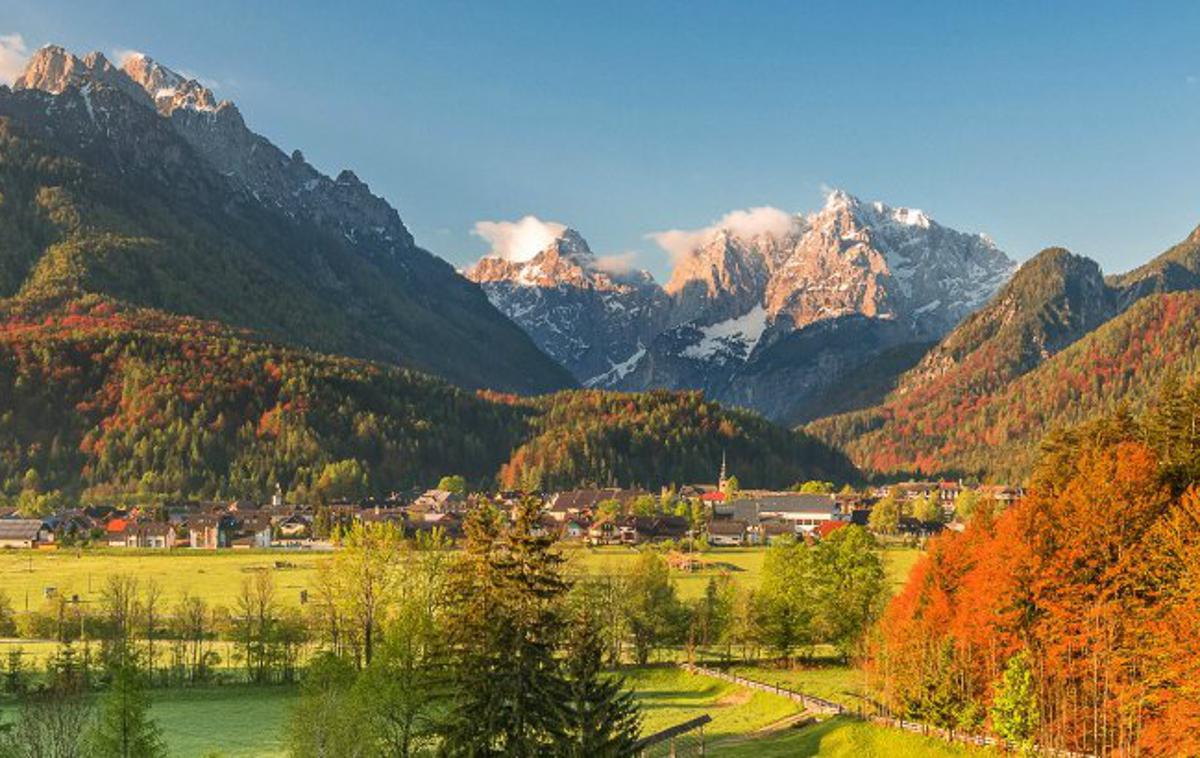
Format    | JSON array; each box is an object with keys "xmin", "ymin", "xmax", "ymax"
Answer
[{"xmin": 707, "ymin": 709, "xmax": 815, "ymax": 748}]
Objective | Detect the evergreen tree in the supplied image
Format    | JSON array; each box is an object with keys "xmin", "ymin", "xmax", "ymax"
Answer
[
  {"xmin": 560, "ymin": 608, "xmax": 641, "ymax": 757},
  {"xmin": 442, "ymin": 498, "xmax": 571, "ymax": 756},
  {"xmin": 87, "ymin": 663, "xmax": 166, "ymax": 758}
]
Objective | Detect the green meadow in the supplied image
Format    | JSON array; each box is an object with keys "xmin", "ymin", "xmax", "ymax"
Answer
[{"xmin": 0, "ymin": 544, "xmax": 933, "ymax": 756}]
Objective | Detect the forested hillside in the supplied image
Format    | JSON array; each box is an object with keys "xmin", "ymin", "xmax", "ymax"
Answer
[
  {"xmin": 810, "ymin": 291, "xmax": 1200, "ymax": 480},
  {"xmin": 0, "ymin": 297, "xmax": 853, "ymax": 506},
  {"xmin": 496, "ymin": 389, "xmax": 855, "ymax": 491}
]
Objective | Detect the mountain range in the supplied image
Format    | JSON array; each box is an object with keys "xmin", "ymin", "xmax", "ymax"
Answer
[
  {"xmin": 6, "ymin": 42, "xmax": 1200, "ymax": 490},
  {"xmin": 2, "ymin": 44, "xmax": 574, "ymax": 394},
  {"xmin": 469, "ymin": 190, "xmax": 1016, "ymax": 423},
  {"xmin": 0, "ymin": 43, "xmax": 859, "ymax": 500},
  {"xmin": 808, "ymin": 225, "xmax": 1200, "ymax": 480}
]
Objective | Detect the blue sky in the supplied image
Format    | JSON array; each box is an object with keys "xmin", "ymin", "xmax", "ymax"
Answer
[{"xmin": 2, "ymin": 1, "xmax": 1199, "ymax": 279}]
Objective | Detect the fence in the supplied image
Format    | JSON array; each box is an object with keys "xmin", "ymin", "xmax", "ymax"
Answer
[
  {"xmin": 634, "ymin": 714, "xmax": 712, "ymax": 757},
  {"xmin": 680, "ymin": 663, "xmax": 1096, "ymax": 757},
  {"xmin": 680, "ymin": 663, "xmax": 844, "ymax": 715}
]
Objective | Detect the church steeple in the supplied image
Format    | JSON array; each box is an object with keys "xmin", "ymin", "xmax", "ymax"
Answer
[{"xmin": 718, "ymin": 451, "xmax": 727, "ymax": 491}]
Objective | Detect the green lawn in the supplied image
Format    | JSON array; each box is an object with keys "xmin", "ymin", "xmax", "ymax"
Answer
[
  {"xmin": 0, "ymin": 544, "xmax": 922, "ymax": 613},
  {"xmin": 623, "ymin": 666, "xmax": 800, "ymax": 740},
  {"xmin": 565, "ymin": 544, "xmax": 769, "ymax": 600},
  {"xmin": 566, "ymin": 543, "xmax": 922, "ymax": 601},
  {"xmin": 880, "ymin": 546, "xmax": 923, "ymax": 593},
  {"xmin": 153, "ymin": 686, "xmax": 298, "ymax": 757}
]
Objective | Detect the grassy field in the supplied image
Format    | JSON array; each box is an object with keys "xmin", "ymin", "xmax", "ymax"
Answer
[
  {"xmin": 0, "ymin": 549, "xmax": 324, "ymax": 612},
  {"xmin": 153, "ymin": 686, "xmax": 297, "ymax": 757},
  {"xmin": 0, "ymin": 544, "xmax": 922, "ymax": 611},
  {"xmin": 727, "ymin": 665, "xmax": 870, "ymax": 709},
  {"xmin": 625, "ymin": 666, "xmax": 799, "ymax": 739},
  {"xmin": 567, "ymin": 543, "xmax": 921, "ymax": 601}
]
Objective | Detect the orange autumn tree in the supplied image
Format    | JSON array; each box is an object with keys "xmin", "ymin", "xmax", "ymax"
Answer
[{"xmin": 873, "ymin": 387, "xmax": 1200, "ymax": 755}]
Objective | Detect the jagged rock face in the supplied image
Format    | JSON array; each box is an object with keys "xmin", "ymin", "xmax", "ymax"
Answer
[
  {"xmin": 467, "ymin": 231, "xmax": 670, "ymax": 386},
  {"xmin": 619, "ymin": 191, "xmax": 1015, "ymax": 420},
  {"xmin": 665, "ymin": 231, "xmax": 778, "ymax": 325},
  {"xmin": 14, "ymin": 46, "xmax": 151, "ymax": 106},
  {"xmin": 469, "ymin": 192, "xmax": 1014, "ymax": 422},
  {"xmin": 665, "ymin": 190, "xmax": 1015, "ymax": 341},
  {"xmin": 16, "ymin": 45, "xmax": 413, "ymax": 260}
]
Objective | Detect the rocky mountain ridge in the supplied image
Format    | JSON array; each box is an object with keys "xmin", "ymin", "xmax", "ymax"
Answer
[
  {"xmin": 468, "ymin": 230, "xmax": 669, "ymax": 386},
  {"xmin": 16, "ymin": 45, "xmax": 413, "ymax": 261},
  {"xmin": 470, "ymin": 191, "xmax": 1016, "ymax": 422}
]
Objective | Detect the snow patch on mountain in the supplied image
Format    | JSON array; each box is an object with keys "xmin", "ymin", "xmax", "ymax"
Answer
[{"xmin": 680, "ymin": 305, "xmax": 768, "ymax": 361}]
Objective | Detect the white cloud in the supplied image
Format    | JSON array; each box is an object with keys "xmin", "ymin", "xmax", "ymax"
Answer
[
  {"xmin": 648, "ymin": 206, "xmax": 800, "ymax": 262},
  {"xmin": 112, "ymin": 47, "xmax": 145, "ymax": 67},
  {"xmin": 592, "ymin": 251, "xmax": 639, "ymax": 275},
  {"xmin": 473, "ymin": 215, "xmax": 567, "ymax": 262},
  {"xmin": 0, "ymin": 34, "xmax": 29, "ymax": 86}
]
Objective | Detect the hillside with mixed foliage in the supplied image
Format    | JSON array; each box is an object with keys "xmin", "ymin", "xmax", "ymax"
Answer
[
  {"xmin": 0, "ymin": 298, "xmax": 853, "ymax": 507},
  {"xmin": 496, "ymin": 389, "xmax": 856, "ymax": 491},
  {"xmin": 810, "ymin": 290, "xmax": 1200, "ymax": 480}
]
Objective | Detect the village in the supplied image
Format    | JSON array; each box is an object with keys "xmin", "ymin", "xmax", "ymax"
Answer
[{"xmin": 0, "ymin": 460, "xmax": 1023, "ymax": 552}]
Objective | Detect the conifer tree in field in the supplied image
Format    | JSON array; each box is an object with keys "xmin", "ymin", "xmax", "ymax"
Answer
[
  {"xmin": 560, "ymin": 608, "xmax": 641, "ymax": 758},
  {"xmin": 442, "ymin": 498, "xmax": 571, "ymax": 756},
  {"xmin": 87, "ymin": 663, "xmax": 166, "ymax": 758}
]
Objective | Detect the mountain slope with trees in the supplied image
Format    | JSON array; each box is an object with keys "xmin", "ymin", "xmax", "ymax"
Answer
[
  {"xmin": 0, "ymin": 46, "xmax": 573, "ymax": 394},
  {"xmin": 808, "ymin": 224, "xmax": 1200, "ymax": 481},
  {"xmin": 810, "ymin": 290, "xmax": 1200, "ymax": 480},
  {"xmin": 0, "ymin": 297, "xmax": 853, "ymax": 507}
]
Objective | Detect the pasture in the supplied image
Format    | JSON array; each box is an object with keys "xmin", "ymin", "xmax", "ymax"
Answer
[
  {"xmin": 0, "ymin": 543, "xmax": 922, "ymax": 610},
  {"xmin": 0, "ymin": 549, "xmax": 324, "ymax": 611}
]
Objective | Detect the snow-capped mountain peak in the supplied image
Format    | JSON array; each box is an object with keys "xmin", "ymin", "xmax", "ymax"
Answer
[{"xmin": 466, "ymin": 228, "xmax": 669, "ymax": 386}]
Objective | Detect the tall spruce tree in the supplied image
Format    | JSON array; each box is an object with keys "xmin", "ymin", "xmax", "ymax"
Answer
[
  {"xmin": 442, "ymin": 498, "xmax": 571, "ymax": 756},
  {"xmin": 87, "ymin": 663, "xmax": 165, "ymax": 758},
  {"xmin": 560, "ymin": 608, "xmax": 641, "ymax": 757}
]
